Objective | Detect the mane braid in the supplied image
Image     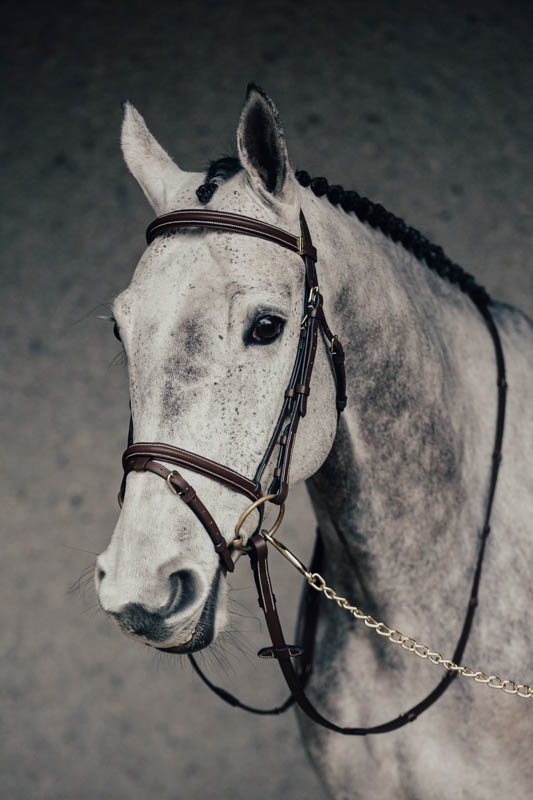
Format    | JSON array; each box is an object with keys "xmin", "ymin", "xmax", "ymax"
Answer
[
  {"xmin": 196, "ymin": 156, "xmax": 243, "ymax": 204},
  {"xmin": 198, "ymin": 157, "xmax": 490, "ymax": 307},
  {"xmin": 294, "ymin": 170, "xmax": 491, "ymax": 307}
]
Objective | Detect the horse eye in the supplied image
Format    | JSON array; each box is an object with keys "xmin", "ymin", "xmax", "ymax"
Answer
[
  {"xmin": 113, "ymin": 321, "xmax": 122, "ymax": 342},
  {"xmin": 249, "ymin": 315, "xmax": 285, "ymax": 344}
]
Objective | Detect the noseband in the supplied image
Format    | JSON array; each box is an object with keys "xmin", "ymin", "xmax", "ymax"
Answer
[
  {"xmin": 117, "ymin": 205, "xmax": 511, "ymax": 733},
  {"xmin": 119, "ymin": 208, "xmax": 347, "ymax": 574}
]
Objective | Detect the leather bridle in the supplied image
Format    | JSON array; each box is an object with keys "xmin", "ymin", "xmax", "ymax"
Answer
[
  {"xmin": 119, "ymin": 208, "xmax": 347, "ymax": 575},
  {"xmin": 117, "ymin": 206, "xmax": 507, "ymax": 735}
]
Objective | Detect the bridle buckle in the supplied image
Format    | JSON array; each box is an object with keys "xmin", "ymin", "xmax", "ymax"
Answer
[{"xmin": 166, "ymin": 471, "xmax": 184, "ymax": 496}]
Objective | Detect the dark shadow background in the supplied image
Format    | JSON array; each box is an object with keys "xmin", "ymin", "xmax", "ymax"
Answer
[{"xmin": 1, "ymin": 1, "xmax": 532, "ymax": 798}]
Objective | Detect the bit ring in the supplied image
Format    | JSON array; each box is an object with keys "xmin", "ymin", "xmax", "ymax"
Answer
[{"xmin": 233, "ymin": 493, "xmax": 285, "ymax": 549}]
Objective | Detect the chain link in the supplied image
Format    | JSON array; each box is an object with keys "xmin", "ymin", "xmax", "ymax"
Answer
[{"xmin": 304, "ymin": 570, "xmax": 533, "ymax": 699}]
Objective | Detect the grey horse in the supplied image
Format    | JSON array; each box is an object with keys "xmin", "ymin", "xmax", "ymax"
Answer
[{"xmin": 96, "ymin": 86, "xmax": 533, "ymax": 798}]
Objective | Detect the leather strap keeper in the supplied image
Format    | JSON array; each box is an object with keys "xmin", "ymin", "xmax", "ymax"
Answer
[{"xmin": 258, "ymin": 645, "xmax": 304, "ymax": 660}]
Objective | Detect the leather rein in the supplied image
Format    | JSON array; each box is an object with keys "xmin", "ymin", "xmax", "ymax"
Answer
[{"xmin": 118, "ymin": 206, "xmax": 507, "ymax": 734}]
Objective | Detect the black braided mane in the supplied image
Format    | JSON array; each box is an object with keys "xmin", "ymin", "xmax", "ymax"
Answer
[
  {"xmin": 196, "ymin": 158, "xmax": 490, "ymax": 307},
  {"xmin": 196, "ymin": 157, "xmax": 243, "ymax": 204}
]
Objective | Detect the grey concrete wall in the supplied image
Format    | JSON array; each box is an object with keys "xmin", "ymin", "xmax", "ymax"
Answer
[{"xmin": 2, "ymin": 1, "xmax": 531, "ymax": 798}]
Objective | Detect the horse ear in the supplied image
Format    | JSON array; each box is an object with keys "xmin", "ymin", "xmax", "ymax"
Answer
[
  {"xmin": 121, "ymin": 102, "xmax": 185, "ymax": 214},
  {"xmin": 237, "ymin": 85, "xmax": 297, "ymax": 205}
]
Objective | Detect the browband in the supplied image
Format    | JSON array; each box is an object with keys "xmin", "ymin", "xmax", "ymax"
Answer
[{"xmin": 146, "ymin": 208, "xmax": 318, "ymax": 262}]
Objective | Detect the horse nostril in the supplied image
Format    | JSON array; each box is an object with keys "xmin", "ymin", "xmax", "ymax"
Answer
[
  {"xmin": 166, "ymin": 570, "xmax": 196, "ymax": 617},
  {"xmin": 97, "ymin": 568, "xmax": 106, "ymax": 583}
]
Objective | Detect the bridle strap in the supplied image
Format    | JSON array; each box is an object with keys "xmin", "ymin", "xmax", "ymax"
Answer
[
  {"xmin": 121, "ymin": 442, "xmax": 267, "ymax": 573},
  {"xmin": 146, "ymin": 208, "xmax": 317, "ymax": 261},
  {"xmin": 122, "ymin": 448, "xmax": 239, "ymax": 573},
  {"xmin": 186, "ymin": 532, "xmax": 324, "ymax": 715},
  {"xmin": 123, "ymin": 443, "xmax": 261, "ymax": 503}
]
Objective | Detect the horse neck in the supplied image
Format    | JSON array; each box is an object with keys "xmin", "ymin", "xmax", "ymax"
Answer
[{"xmin": 303, "ymin": 191, "xmax": 497, "ymax": 621}]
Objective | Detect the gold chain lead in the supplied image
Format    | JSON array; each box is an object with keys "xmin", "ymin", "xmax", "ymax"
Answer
[
  {"xmin": 263, "ymin": 530, "xmax": 533, "ymax": 699},
  {"xmin": 305, "ymin": 570, "xmax": 533, "ymax": 699}
]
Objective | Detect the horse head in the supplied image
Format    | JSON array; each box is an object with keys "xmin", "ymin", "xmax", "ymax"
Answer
[{"xmin": 96, "ymin": 86, "xmax": 339, "ymax": 652}]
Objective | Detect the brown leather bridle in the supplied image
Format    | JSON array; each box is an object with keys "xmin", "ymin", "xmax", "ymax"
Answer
[
  {"xmin": 118, "ymin": 206, "xmax": 506, "ymax": 735},
  {"xmin": 119, "ymin": 208, "xmax": 346, "ymax": 574}
]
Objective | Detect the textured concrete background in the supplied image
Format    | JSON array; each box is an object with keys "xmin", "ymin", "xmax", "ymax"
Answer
[{"xmin": 2, "ymin": 1, "xmax": 532, "ymax": 798}]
